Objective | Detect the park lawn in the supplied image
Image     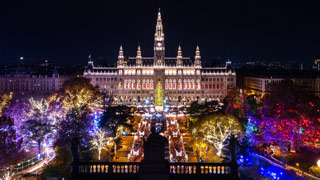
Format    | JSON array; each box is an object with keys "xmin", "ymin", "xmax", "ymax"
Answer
[{"xmin": 274, "ymin": 152, "xmax": 320, "ymax": 172}]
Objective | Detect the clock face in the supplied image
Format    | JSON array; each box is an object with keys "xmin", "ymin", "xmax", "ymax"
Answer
[{"xmin": 157, "ymin": 42, "xmax": 162, "ymax": 47}]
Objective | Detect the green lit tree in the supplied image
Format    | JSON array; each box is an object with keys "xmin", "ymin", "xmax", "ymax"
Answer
[{"xmin": 154, "ymin": 81, "xmax": 163, "ymax": 107}]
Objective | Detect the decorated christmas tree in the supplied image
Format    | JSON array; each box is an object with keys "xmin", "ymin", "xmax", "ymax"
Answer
[{"xmin": 154, "ymin": 81, "xmax": 164, "ymax": 107}]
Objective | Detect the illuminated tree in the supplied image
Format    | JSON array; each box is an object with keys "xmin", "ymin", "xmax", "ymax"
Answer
[
  {"xmin": 21, "ymin": 119, "xmax": 52, "ymax": 155},
  {"xmin": 0, "ymin": 116, "xmax": 24, "ymax": 169},
  {"xmin": 55, "ymin": 77, "xmax": 102, "ymax": 162},
  {"xmin": 257, "ymin": 79, "xmax": 320, "ymax": 150},
  {"xmin": 99, "ymin": 105, "xmax": 133, "ymax": 137},
  {"xmin": 187, "ymin": 100, "xmax": 222, "ymax": 126},
  {"xmin": 3, "ymin": 101, "xmax": 27, "ymax": 129},
  {"xmin": 25, "ymin": 98, "xmax": 50, "ymax": 121},
  {"xmin": 90, "ymin": 129, "xmax": 109, "ymax": 160},
  {"xmin": 225, "ymin": 87, "xmax": 262, "ymax": 134},
  {"xmin": 1, "ymin": 171, "xmax": 15, "ymax": 180},
  {"xmin": 57, "ymin": 106, "xmax": 91, "ymax": 162},
  {"xmin": 154, "ymin": 81, "xmax": 163, "ymax": 107},
  {"xmin": 59, "ymin": 77, "xmax": 101, "ymax": 112},
  {"xmin": 309, "ymin": 165, "xmax": 320, "ymax": 178},
  {"xmin": 225, "ymin": 87, "xmax": 249, "ymax": 119},
  {"xmin": 0, "ymin": 92, "xmax": 11, "ymax": 115},
  {"xmin": 191, "ymin": 114, "xmax": 243, "ymax": 157}
]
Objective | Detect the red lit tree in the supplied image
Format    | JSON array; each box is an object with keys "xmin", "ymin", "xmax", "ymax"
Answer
[
  {"xmin": 225, "ymin": 87, "xmax": 262, "ymax": 131},
  {"xmin": 256, "ymin": 79, "xmax": 320, "ymax": 150},
  {"xmin": 225, "ymin": 87, "xmax": 249, "ymax": 120}
]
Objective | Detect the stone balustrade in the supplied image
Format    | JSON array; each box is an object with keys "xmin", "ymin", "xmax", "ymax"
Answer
[
  {"xmin": 77, "ymin": 162, "xmax": 139, "ymax": 174},
  {"xmin": 169, "ymin": 163, "xmax": 231, "ymax": 175},
  {"xmin": 76, "ymin": 162, "xmax": 231, "ymax": 175}
]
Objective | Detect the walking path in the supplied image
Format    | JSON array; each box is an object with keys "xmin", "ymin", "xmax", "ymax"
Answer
[{"xmin": 252, "ymin": 153, "xmax": 320, "ymax": 180}]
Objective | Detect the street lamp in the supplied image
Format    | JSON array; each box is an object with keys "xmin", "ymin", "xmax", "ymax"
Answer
[{"xmin": 317, "ymin": 159, "xmax": 320, "ymax": 168}]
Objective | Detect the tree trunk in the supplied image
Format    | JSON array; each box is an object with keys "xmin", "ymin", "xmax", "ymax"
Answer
[
  {"xmin": 38, "ymin": 141, "xmax": 41, "ymax": 155},
  {"xmin": 71, "ymin": 138, "xmax": 80, "ymax": 163},
  {"xmin": 108, "ymin": 149, "xmax": 111, "ymax": 162}
]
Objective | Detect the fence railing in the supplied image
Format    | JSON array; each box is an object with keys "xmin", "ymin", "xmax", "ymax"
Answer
[
  {"xmin": 76, "ymin": 162, "xmax": 140, "ymax": 174},
  {"xmin": 169, "ymin": 163, "xmax": 231, "ymax": 175},
  {"xmin": 0, "ymin": 153, "xmax": 46, "ymax": 175},
  {"xmin": 75, "ymin": 162, "xmax": 231, "ymax": 175}
]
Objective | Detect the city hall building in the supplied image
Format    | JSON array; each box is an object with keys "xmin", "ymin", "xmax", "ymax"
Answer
[{"xmin": 84, "ymin": 11, "xmax": 236, "ymax": 105}]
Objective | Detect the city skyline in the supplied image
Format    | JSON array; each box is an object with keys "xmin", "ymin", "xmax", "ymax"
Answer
[
  {"xmin": 1, "ymin": 2, "xmax": 320, "ymax": 180},
  {"xmin": 0, "ymin": 0, "xmax": 320, "ymax": 65}
]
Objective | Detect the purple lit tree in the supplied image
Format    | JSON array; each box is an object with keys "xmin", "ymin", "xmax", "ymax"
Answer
[
  {"xmin": 0, "ymin": 116, "xmax": 24, "ymax": 169},
  {"xmin": 21, "ymin": 119, "xmax": 52, "ymax": 155},
  {"xmin": 256, "ymin": 79, "xmax": 320, "ymax": 151}
]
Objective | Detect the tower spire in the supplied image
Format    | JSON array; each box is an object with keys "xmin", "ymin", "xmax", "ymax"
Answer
[
  {"xmin": 155, "ymin": 9, "xmax": 164, "ymax": 42},
  {"xmin": 136, "ymin": 45, "xmax": 142, "ymax": 67},
  {"xmin": 154, "ymin": 9, "xmax": 165, "ymax": 67},
  {"xmin": 177, "ymin": 45, "xmax": 182, "ymax": 57},
  {"xmin": 194, "ymin": 45, "xmax": 201, "ymax": 67},
  {"xmin": 177, "ymin": 45, "xmax": 183, "ymax": 67},
  {"xmin": 117, "ymin": 45, "xmax": 124, "ymax": 67}
]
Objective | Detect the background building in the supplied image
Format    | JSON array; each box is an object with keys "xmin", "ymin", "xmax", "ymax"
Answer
[
  {"xmin": 245, "ymin": 74, "xmax": 320, "ymax": 96},
  {"xmin": 84, "ymin": 11, "xmax": 236, "ymax": 105},
  {"xmin": 0, "ymin": 60, "xmax": 77, "ymax": 97}
]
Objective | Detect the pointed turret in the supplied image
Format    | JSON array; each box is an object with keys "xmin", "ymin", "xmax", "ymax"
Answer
[
  {"xmin": 226, "ymin": 58, "xmax": 232, "ymax": 72},
  {"xmin": 176, "ymin": 45, "xmax": 183, "ymax": 67},
  {"xmin": 194, "ymin": 45, "xmax": 202, "ymax": 67},
  {"xmin": 87, "ymin": 53, "xmax": 94, "ymax": 73},
  {"xmin": 53, "ymin": 66, "xmax": 59, "ymax": 78},
  {"xmin": 117, "ymin": 45, "xmax": 124, "ymax": 67},
  {"xmin": 136, "ymin": 45, "xmax": 142, "ymax": 67}
]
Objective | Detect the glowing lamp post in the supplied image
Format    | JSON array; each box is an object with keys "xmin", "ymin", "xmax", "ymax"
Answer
[{"xmin": 317, "ymin": 159, "xmax": 320, "ymax": 168}]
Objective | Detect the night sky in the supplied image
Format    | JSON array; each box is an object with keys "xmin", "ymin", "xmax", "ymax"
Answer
[{"xmin": 0, "ymin": 0, "xmax": 320, "ymax": 65}]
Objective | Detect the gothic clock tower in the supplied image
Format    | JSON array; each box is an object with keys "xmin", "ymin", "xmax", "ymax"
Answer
[{"xmin": 154, "ymin": 9, "xmax": 165, "ymax": 67}]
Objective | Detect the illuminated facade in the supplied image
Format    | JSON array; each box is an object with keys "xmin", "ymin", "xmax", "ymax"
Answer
[
  {"xmin": 0, "ymin": 70, "xmax": 73, "ymax": 95},
  {"xmin": 84, "ymin": 11, "xmax": 236, "ymax": 105}
]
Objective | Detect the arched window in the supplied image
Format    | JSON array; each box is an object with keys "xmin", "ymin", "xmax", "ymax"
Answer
[
  {"xmin": 169, "ymin": 79, "xmax": 172, "ymax": 89},
  {"xmin": 132, "ymin": 79, "xmax": 135, "ymax": 89},
  {"xmin": 146, "ymin": 79, "xmax": 150, "ymax": 89},
  {"xmin": 187, "ymin": 79, "xmax": 190, "ymax": 89},
  {"xmin": 196, "ymin": 79, "xmax": 200, "ymax": 89},
  {"xmin": 143, "ymin": 79, "xmax": 146, "ymax": 89},
  {"xmin": 128, "ymin": 79, "xmax": 131, "ymax": 89},
  {"xmin": 137, "ymin": 79, "xmax": 141, "ymax": 90},
  {"xmin": 165, "ymin": 79, "xmax": 168, "ymax": 89},
  {"xmin": 191, "ymin": 79, "xmax": 194, "ymax": 89},
  {"xmin": 124, "ymin": 79, "xmax": 128, "ymax": 89},
  {"xmin": 150, "ymin": 79, "xmax": 154, "ymax": 89},
  {"xmin": 173, "ymin": 79, "xmax": 176, "ymax": 89},
  {"xmin": 178, "ymin": 79, "xmax": 182, "ymax": 90}
]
